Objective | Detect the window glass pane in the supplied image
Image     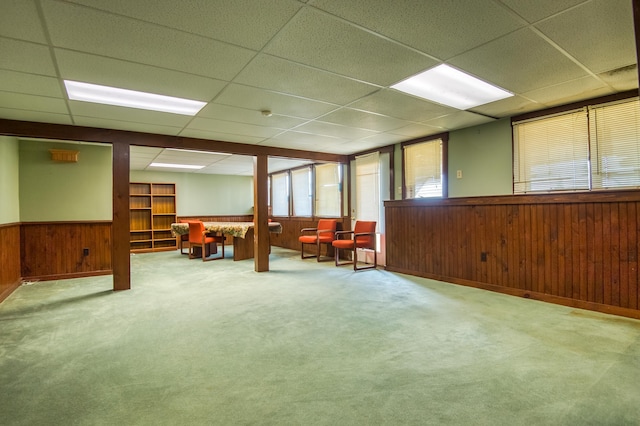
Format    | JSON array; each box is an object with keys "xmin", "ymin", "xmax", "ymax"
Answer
[
  {"xmin": 291, "ymin": 167, "xmax": 312, "ymax": 216},
  {"xmin": 315, "ymin": 163, "xmax": 341, "ymax": 217},
  {"xmin": 590, "ymin": 98, "xmax": 640, "ymax": 189},
  {"xmin": 355, "ymin": 152, "xmax": 379, "ymax": 222},
  {"xmin": 513, "ymin": 110, "xmax": 589, "ymax": 193},
  {"xmin": 271, "ymin": 172, "xmax": 289, "ymax": 216},
  {"xmin": 404, "ymin": 139, "xmax": 442, "ymax": 198}
]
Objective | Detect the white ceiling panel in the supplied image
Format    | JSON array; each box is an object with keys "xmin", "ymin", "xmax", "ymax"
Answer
[
  {"xmin": 389, "ymin": 123, "xmax": 448, "ymax": 138},
  {"xmin": 319, "ymin": 108, "xmax": 409, "ymax": 133},
  {"xmin": 73, "ymin": 116, "xmax": 184, "ymax": 136},
  {"xmin": 68, "ymin": 102, "xmax": 193, "ymax": 128},
  {"xmin": 350, "ymin": 89, "xmax": 457, "ymax": 122},
  {"xmin": 0, "ymin": 70, "xmax": 63, "ymax": 98},
  {"xmin": 534, "ymin": 0, "xmax": 636, "ymax": 74},
  {"xmin": 499, "ymin": 0, "xmax": 588, "ymax": 23},
  {"xmin": 178, "ymin": 129, "xmax": 266, "ymax": 146},
  {"xmin": 233, "ymin": 54, "xmax": 380, "ymax": 105},
  {"xmin": 41, "ymin": 1, "xmax": 256, "ymax": 80},
  {"xmin": 0, "ymin": 38, "xmax": 57, "ymax": 76},
  {"xmin": 0, "ymin": 92, "xmax": 67, "ymax": 114},
  {"xmin": 0, "ymin": 108, "xmax": 72, "ymax": 125},
  {"xmin": 293, "ymin": 120, "xmax": 378, "ymax": 140},
  {"xmin": 66, "ymin": 0, "xmax": 303, "ymax": 51},
  {"xmin": 0, "ymin": 0, "xmax": 48, "ymax": 43},
  {"xmin": 186, "ymin": 117, "xmax": 282, "ymax": 139},
  {"xmin": 198, "ymin": 103, "xmax": 306, "ymax": 129},
  {"xmin": 471, "ymin": 95, "xmax": 543, "ymax": 118},
  {"xmin": 523, "ymin": 76, "xmax": 610, "ymax": 106},
  {"xmin": 448, "ymin": 28, "xmax": 589, "ymax": 94},
  {"xmin": 214, "ymin": 84, "xmax": 339, "ymax": 120},
  {"xmin": 311, "ymin": 0, "xmax": 526, "ymax": 60},
  {"xmin": 423, "ymin": 111, "xmax": 496, "ymax": 131},
  {"xmin": 264, "ymin": 7, "xmax": 438, "ymax": 86}
]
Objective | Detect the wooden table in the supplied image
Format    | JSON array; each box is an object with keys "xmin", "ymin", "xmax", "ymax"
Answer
[{"xmin": 171, "ymin": 221, "xmax": 282, "ymax": 261}]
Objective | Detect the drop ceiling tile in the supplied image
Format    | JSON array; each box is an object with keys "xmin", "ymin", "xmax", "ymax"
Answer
[
  {"xmin": 471, "ymin": 95, "xmax": 543, "ymax": 118},
  {"xmin": 215, "ymin": 84, "xmax": 339, "ymax": 120},
  {"xmin": 69, "ymin": 101, "xmax": 193, "ymax": 128},
  {"xmin": 352, "ymin": 132, "xmax": 410, "ymax": 147},
  {"xmin": 523, "ymin": 76, "xmax": 611, "ymax": 107},
  {"xmin": 598, "ymin": 65, "xmax": 639, "ymax": 91},
  {"xmin": 311, "ymin": 0, "xmax": 525, "ymax": 59},
  {"xmin": 0, "ymin": 70, "xmax": 63, "ymax": 98},
  {"xmin": 54, "ymin": 49, "xmax": 227, "ymax": 101},
  {"xmin": 233, "ymin": 54, "xmax": 379, "ymax": 105},
  {"xmin": 264, "ymin": 7, "xmax": 437, "ymax": 86},
  {"xmin": 500, "ymin": 0, "xmax": 588, "ymax": 23},
  {"xmin": 294, "ymin": 121, "xmax": 378, "ymax": 140},
  {"xmin": 187, "ymin": 117, "xmax": 281, "ymax": 139},
  {"xmin": 0, "ymin": 108, "xmax": 72, "ymax": 125},
  {"xmin": 0, "ymin": 38, "xmax": 57, "ymax": 76},
  {"xmin": 349, "ymin": 89, "xmax": 457, "ymax": 122},
  {"xmin": 72, "ymin": 116, "xmax": 184, "ymax": 136},
  {"xmin": 199, "ymin": 103, "xmax": 306, "ymax": 129},
  {"xmin": 422, "ymin": 111, "xmax": 495, "ymax": 130},
  {"xmin": 178, "ymin": 128, "xmax": 266, "ymax": 145},
  {"xmin": 41, "ymin": 1, "xmax": 256, "ymax": 80},
  {"xmin": 319, "ymin": 108, "xmax": 409, "ymax": 132},
  {"xmin": 389, "ymin": 122, "xmax": 448, "ymax": 138},
  {"xmin": 1, "ymin": 0, "xmax": 48, "ymax": 43},
  {"xmin": 448, "ymin": 28, "xmax": 588, "ymax": 94},
  {"xmin": 153, "ymin": 152, "xmax": 217, "ymax": 167},
  {"xmin": 263, "ymin": 130, "xmax": 346, "ymax": 151},
  {"xmin": 535, "ymin": 0, "xmax": 635, "ymax": 74},
  {"xmin": 66, "ymin": 0, "xmax": 302, "ymax": 51},
  {"xmin": 0, "ymin": 92, "xmax": 67, "ymax": 114}
]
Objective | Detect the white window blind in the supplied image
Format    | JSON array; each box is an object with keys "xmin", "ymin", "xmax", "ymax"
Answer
[
  {"xmin": 355, "ymin": 152, "xmax": 379, "ymax": 223},
  {"xmin": 315, "ymin": 163, "xmax": 341, "ymax": 217},
  {"xmin": 513, "ymin": 109, "xmax": 590, "ymax": 193},
  {"xmin": 590, "ymin": 98, "xmax": 640, "ymax": 189},
  {"xmin": 291, "ymin": 167, "xmax": 312, "ymax": 216},
  {"xmin": 271, "ymin": 172, "xmax": 289, "ymax": 216},
  {"xmin": 404, "ymin": 138, "xmax": 442, "ymax": 198}
]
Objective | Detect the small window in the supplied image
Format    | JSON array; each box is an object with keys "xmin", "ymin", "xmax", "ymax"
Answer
[
  {"xmin": 271, "ymin": 172, "xmax": 289, "ymax": 216},
  {"xmin": 404, "ymin": 138, "xmax": 443, "ymax": 198},
  {"xmin": 291, "ymin": 167, "xmax": 312, "ymax": 217},
  {"xmin": 315, "ymin": 163, "xmax": 342, "ymax": 217}
]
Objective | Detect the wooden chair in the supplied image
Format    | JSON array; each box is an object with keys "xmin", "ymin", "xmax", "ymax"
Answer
[
  {"xmin": 299, "ymin": 219, "xmax": 337, "ymax": 262},
  {"xmin": 188, "ymin": 220, "xmax": 225, "ymax": 261},
  {"xmin": 332, "ymin": 221, "xmax": 377, "ymax": 271}
]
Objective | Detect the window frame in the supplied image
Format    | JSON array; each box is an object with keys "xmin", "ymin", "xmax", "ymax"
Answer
[{"xmin": 401, "ymin": 132, "xmax": 449, "ymax": 199}]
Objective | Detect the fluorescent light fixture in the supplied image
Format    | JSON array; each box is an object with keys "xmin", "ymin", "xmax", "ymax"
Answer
[
  {"xmin": 166, "ymin": 148, "xmax": 232, "ymax": 155},
  {"xmin": 391, "ymin": 64, "xmax": 513, "ymax": 110},
  {"xmin": 64, "ymin": 80, "xmax": 206, "ymax": 115},
  {"xmin": 149, "ymin": 162, "xmax": 204, "ymax": 170}
]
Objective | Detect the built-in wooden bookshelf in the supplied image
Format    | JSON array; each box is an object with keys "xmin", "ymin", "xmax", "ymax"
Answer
[{"xmin": 130, "ymin": 182, "xmax": 177, "ymax": 252}]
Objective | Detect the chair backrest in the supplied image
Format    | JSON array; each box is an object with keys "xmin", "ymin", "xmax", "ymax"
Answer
[
  {"xmin": 317, "ymin": 219, "xmax": 337, "ymax": 239},
  {"xmin": 188, "ymin": 220, "xmax": 205, "ymax": 244},
  {"xmin": 353, "ymin": 221, "xmax": 376, "ymax": 249}
]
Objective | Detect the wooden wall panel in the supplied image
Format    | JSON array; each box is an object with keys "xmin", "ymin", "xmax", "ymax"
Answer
[
  {"xmin": 0, "ymin": 223, "xmax": 21, "ymax": 302},
  {"xmin": 20, "ymin": 222, "xmax": 112, "ymax": 281},
  {"xmin": 384, "ymin": 191, "xmax": 640, "ymax": 319}
]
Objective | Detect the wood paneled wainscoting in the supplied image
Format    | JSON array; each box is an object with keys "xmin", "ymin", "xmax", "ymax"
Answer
[
  {"xmin": 1, "ymin": 223, "xmax": 21, "ymax": 302},
  {"xmin": 21, "ymin": 221, "xmax": 112, "ymax": 281},
  {"xmin": 385, "ymin": 191, "xmax": 640, "ymax": 319},
  {"xmin": 269, "ymin": 217, "xmax": 350, "ymax": 253}
]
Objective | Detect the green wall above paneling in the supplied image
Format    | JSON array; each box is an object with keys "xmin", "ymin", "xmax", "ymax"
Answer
[
  {"xmin": 130, "ymin": 170, "xmax": 253, "ymax": 216},
  {"xmin": 0, "ymin": 136, "xmax": 20, "ymax": 224},
  {"xmin": 19, "ymin": 140, "xmax": 112, "ymax": 222},
  {"xmin": 448, "ymin": 118, "xmax": 513, "ymax": 198}
]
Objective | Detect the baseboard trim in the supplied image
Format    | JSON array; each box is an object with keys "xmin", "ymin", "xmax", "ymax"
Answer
[
  {"xmin": 23, "ymin": 270, "xmax": 113, "ymax": 282},
  {"xmin": 0, "ymin": 278, "xmax": 23, "ymax": 304},
  {"xmin": 385, "ymin": 266, "xmax": 640, "ymax": 320}
]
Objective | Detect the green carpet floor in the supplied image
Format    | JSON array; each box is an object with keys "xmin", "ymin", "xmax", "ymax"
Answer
[{"xmin": 1, "ymin": 247, "xmax": 639, "ymax": 425}]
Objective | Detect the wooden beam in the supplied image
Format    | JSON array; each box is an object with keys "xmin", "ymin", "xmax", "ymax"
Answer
[
  {"xmin": 253, "ymin": 154, "xmax": 269, "ymax": 272},
  {"xmin": 112, "ymin": 142, "xmax": 130, "ymax": 291}
]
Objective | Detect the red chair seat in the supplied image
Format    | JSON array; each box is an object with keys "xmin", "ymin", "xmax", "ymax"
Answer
[
  {"xmin": 331, "ymin": 221, "xmax": 377, "ymax": 271},
  {"xmin": 299, "ymin": 219, "xmax": 337, "ymax": 261}
]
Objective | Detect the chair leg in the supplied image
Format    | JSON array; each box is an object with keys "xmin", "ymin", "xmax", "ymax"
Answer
[
  {"xmin": 354, "ymin": 248, "xmax": 377, "ymax": 271},
  {"xmin": 301, "ymin": 241, "xmax": 317, "ymax": 259}
]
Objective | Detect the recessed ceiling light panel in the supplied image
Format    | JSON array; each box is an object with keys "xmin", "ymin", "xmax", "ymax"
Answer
[
  {"xmin": 391, "ymin": 64, "xmax": 513, "ymax": 110},
  {"xmin": 64, "ymin": 80, "xmax": 206, "ymax": 115},
  {"xmin": 149, "ymin": 162, "xmax": 204, "ymax": 169}
]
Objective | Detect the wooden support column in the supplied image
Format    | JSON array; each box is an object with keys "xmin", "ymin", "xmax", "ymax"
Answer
[
  {"xmin": 253, "ymin": 154, "xmax": 269, "ymax": 272},
  {"xmin": 112, "ymin": 141, "xmax": 130, "ymax": 290}
]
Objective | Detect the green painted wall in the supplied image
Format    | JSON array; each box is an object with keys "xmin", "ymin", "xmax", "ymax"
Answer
[
  {"xmin": 19, "ymin": 140, "xmax": 113, "ymax": 222},
  {"xmin": 447, "ymin": 118, "xmax": 513, "ymax": 197},
  {"xmin": 0, "ymin": 136, "xmax": 20, "ymax": 224},
  {"xmin": 130, "ymin": 170, "xmax": 253, "ymax": 216}
]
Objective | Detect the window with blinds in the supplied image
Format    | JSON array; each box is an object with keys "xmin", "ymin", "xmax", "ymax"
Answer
[
  {"xmin": 315, "ymin": 163, "xmax": 341, "ymax": 217},
  {"xmin": 513, "ymin": 109, "xmax": 590, "ymax": 193},
  {"xmin": 271, "ymin": 172, "xmax": 289, "ymax": 216},
  {"xmin": 355, "ymin": 152, "xmax": 380, "ymax": 222},
  {"xmin": 590, "ymin": 98, "xmax": 640, "ymax": 189},
  {"xmin": 291, "ymin": 167, "xmax": 312, "ymax": 216},
  {"xmin": 404, "ymin": 138, "xmax": 443, "ymax": 198},
  {"xmin": 513, "ymin": 97, "xmax": 640, "ymax": 194}
]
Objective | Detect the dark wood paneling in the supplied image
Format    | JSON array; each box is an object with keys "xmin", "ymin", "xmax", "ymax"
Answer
[
  {"xmin": 384, "ymin": 191, "xmax": 640, "ymax": 319},
  {"xmin": 20, "ymin": 222, "xmax": 112, "ymax": 281},
  {"xmin": 0, "ymin": 223, "xmax": 21, "ymax": 302}
]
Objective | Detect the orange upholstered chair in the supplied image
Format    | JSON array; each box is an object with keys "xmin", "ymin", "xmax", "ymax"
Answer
[
  {"xmin": 331, "ymin": 221, "xmax": 377, "ymax": 271},
  {"xmin": 299, "ymin": 219, "xmax": 337, "ymax": 262},
  {"xmin": 188, "ymin": 220, "xmax": 225, "ymax": 261},
  {"xmin": 179, "ymin": 219, "xmax": 190, "ymax": 255}
]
